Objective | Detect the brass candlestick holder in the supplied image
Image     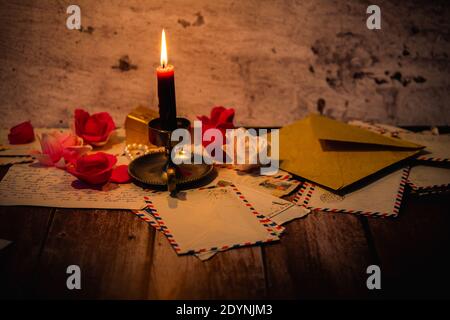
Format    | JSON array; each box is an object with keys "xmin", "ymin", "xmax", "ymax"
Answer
[{"xmin": 128, "ymin": 117, "xmax": 215, "ymax": 194}]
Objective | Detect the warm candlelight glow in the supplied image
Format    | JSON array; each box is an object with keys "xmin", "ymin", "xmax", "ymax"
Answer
[{"xmin": 160, "ymin": 29, "xmax": 168, "ymax": 68}]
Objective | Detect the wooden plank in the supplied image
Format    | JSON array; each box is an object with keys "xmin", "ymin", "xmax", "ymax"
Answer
[
  {"xmin": 147, "ymin": 231, "xmax": 266, "ymax": 299},
  {"xmin": 0, "ymin": 205, "xmax": 53, "ymax": 298},
  {"xmin": 31, "ymin": 209, "xmax": 155, "ymax": 299},
  {"xmin": 0, "ymin": 166, "xmax": 9, "ymax": 180},
  {"xmin": 263, "ymin": 211, "xmax": 378, "ymax": 299},
  {"xmin": 0, "ymin": 165, "xmax": 53, "ymax": 298},
  {"xmin": 367, "ymin": 192, "xmax": 450, "ymax": 299}
]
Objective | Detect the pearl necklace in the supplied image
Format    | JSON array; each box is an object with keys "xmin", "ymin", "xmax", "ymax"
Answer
[{"xmin": 125, "ymin": 143, "xmax": 158, "ymax": 160}]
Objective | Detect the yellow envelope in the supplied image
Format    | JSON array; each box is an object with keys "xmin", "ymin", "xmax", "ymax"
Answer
[{"xmin": 280, "ymin": 114, "xmax": 423, "ymax": 190}]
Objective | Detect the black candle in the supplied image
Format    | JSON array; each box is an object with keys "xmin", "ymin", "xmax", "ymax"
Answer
[{"xmin": 156, "ymin": 29, "xmax": 177, "ymax": 131}]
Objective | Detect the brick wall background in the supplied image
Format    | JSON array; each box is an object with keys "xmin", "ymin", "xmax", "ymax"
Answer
[{"xmin": 0, "ymin": 0, "xmax": 449, "ymax": 128}]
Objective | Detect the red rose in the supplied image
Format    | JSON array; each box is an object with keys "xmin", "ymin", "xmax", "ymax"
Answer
[
  {"xmin": 74, "ymin": 109, "xmax": 116, "ymax": 146},
  {"xmin": 8, "ymin": 121, "xmax": 35, "ymax": 144},
  {"xmin": 67, "ymin": 152, "xmax": 117, "ymax": 185},
  {"xmin": 197, "ymin": 106, "xmax": 235, "ymax": 148}
]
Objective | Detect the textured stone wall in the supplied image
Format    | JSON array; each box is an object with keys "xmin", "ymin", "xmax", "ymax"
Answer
[{"xmin": 0, "ymin": 0, "xmax": 449, "ymax": 128}]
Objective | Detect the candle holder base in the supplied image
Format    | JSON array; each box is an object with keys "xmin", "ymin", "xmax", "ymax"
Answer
[
  {"xmin": 128, "ymin": 152, "xmax": 215, "ymax": 191},
  {"xmin": 128, "ymin": 117, "xmax": 215, "ymax": 193}
]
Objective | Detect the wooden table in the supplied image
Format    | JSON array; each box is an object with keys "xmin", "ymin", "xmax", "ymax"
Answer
[{"xmin": 0, "ymin": 165, "xmax": 449, "ymax": 300}]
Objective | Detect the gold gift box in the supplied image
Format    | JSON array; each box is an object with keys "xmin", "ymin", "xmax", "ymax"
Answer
[{"xmin": 125, "ymin": 106, "xmax": 159, "ymax": 145}]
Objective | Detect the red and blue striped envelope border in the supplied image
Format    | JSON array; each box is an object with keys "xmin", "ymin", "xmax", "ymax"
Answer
[
  {"xmin": 292, "ymin": 167, "xmax": 410, "ymax": 218},
  {"xmin": 407, "ymin": 180, "xmax": 450, "ymax": 191},
  {"xmin": 216, "ymin": 165, "xmax": 297, "ymax": 182},
  {"xmin": 411, "ymin": 188, "xmax": 450, "ymax": 196},
  {"xmin": 131, "ymin": 190, "xmax": 163, "ymax": 230},
  {"xmin": 137, "ymin": 184, "xmax": 285, "ymax": 255},
  {"xmin": 132, "ymin": 209, "xmax": 162, "ymax": 230},
  {"xmin": 416, "ymin": 155, "xmax": 449, "ymax": 163}
]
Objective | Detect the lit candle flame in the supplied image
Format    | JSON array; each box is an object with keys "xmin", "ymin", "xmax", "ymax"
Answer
[{"xmin": 160, "ymin": 29, "xmax": 168, "ymax": 68}]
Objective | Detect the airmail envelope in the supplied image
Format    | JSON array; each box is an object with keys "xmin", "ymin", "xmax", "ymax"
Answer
[
  {"xmin": 398, "ymin": 132, "xmax": 450, "ymax": 162},
  {"xmin": 280, "ymin": 114, "xmax": 423, "ymax": 190}
]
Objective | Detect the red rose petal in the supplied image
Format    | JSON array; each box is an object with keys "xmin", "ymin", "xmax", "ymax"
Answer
[
  {"xmin": 216, "ymin": 108, "xmax": 235, "ymax": 126},
  {"xmin": 84, "ymin": 116, "xmax": 104, "ymax": 136},
  {"xmin": 110, "ymin": 165, "xmax": 131, "ymax": 184},
  {"xmin": 74, "ymin": 109, "xmax": 90, "ymax": 136},
  {"xmin": 210, "ymin": 106, "xmax": 227, "ymax": 124},
  {"xmin": 8, "ymin": 121, "xmax": 35, "ymax": 144}
]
